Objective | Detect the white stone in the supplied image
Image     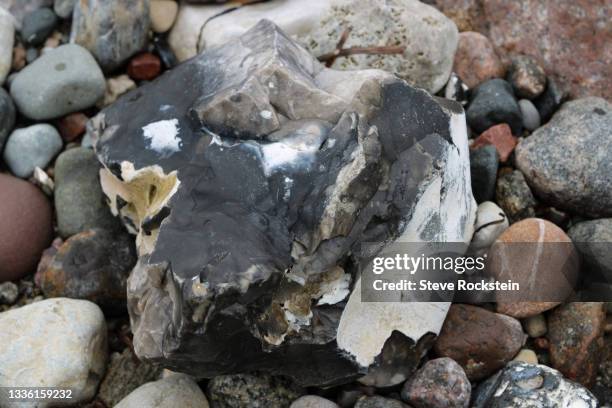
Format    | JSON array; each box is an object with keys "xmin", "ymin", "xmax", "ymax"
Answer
[
  {"xmin": 0, "ymin": 298, "xmax": 107, "ymax": 407},
  {"xmin": 469, "ymin": 201, "xmax": 509, "ymax": 252},
  {"xmin": 169, "ymin": 0, "xmax": 458, "ymax": 93},
  {"xmin": 0, "ymin": 6, "xmax": 14, "ymax": 85},
  {"xmin": 151, "ymin": 0, "xmax": 178, "ymax": 33},
  {"xmin": 115, "ymin": 374, "xmax": 209, "ymax": 408}
]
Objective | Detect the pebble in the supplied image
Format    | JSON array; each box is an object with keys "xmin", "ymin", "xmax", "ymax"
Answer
[
  {"xmin": 466, "ymin": 79, "xmax": 523, "ymax": 135},
  {"xmin": 354, "ymin": 396, "xmax": 409, "ymax": 408},
  {"xmin": 471, "ymin": 123, "xmax": 517, "ymax": 162},
  {"xmin": 150, "ymin": 0, "xmax": 178, "ymax": 34},
  {"xmin": 507, "ymin": 55, "xmax": 546, "ymax": 99},
  {"xmin": 56, "ymin": 112, "xmax": 88, "ymax": 142},
  {"xmin": 515, "ymin": 97, "xmax": 612, "ymax": 218},
  {"xmin": 20, "ymin": 7, "xmax": 57, "ymax": 46},
  {"xmin": 453, "ymin": 31, "xmax": 505, "ymax": 88},
  {"xmin": 0, "ymin": 173, "xmax": 53, "ymax": 282},
  {"xmin": 127, "ymin": 52, "xmax": 162, "ymax": 81},
  {"xmin": 3, "ymin": 123, "xmax": 63, "ymax": 178},
  {"xmin": 99, "ymin": 74, "xmax": 137, "ymax": 107},
  {"xmin": 495, "ymin": 170, "xmax": 536, "ymax": 223},
  {"xmin": 490, "ymin": 218, "xmax": 579, "ymax": 318},
  {"xmin": 401, "ymin": 357, "xmax": 471, "ymax": 408},
  {"xmin": 523, "ymin": 314, "xmax": 547, "ymax": 338},
  {"xmin": 0, "ymin": 298, "xmax": 107, "ymax": 405},
  {"xmin": 0, "ymin": 281, "xmax": 18, "ymax": 305},
  {"xmin": 513, "ymin": 349, "xmax": 538, "ymax": 365},
  {"xmin": 518, "ymin": 99, "xmax": 541, "ymax": 131},
  {"xmin": 548, "ymin": 302, "xmax": 606, "ymax": 387},
  {"xmin": 53, "ymin": 0, "xmax": 76, "ymax": 19},
  {"xmin": 0, "ymin": 6, "xmax": 14, "ymax": 84},
  {"xmin": 434, "ymin": 304, "xmax": 525, "ymax": 381},
  {"xmin": 10, "ymin": 44, "xmax": 105, "ymax": 120},
  {"xmin": 472, "ymin": 362, "xmax": 598, "ymax": 408},
  {"xmin": 32, "ymin": 166, "xmax": 54, "ymax": 195},
  {"xmin": 54, "ymin": 147, "xmax": 122, "ymax": 238},
  {"xmin": 116, "ymin": 373, "xmax": 210, "ymax": 408},
  {"xmin": 470, "ymin": 145, "xmax": 498, "ymax": 203},
  {"xmin": 533, "ymin": 78, "xmax": 565, "ymax": 123},
  {"xmin": 70, "ymin": 0, "xmax": 150, "ymax": 72},
  {"xmin": 36, "ymin": 228, "xmax": 137, "ymax": 315},
  {"xmin": 290, "ymin": 395, "xmax": 340, "ymax": 408},
  {"xmin": 469, "ymin": 201, "xmax": 509, "ymax": 252},
  {"xmin": 97, "ymin": 348, "xmax": 161, "ymax": 407},
  {"xmin": 207, "ymin": 373, "xmax": 304, "ymax": 408},
  {"xmin": 0, "ymin": 87, "xmax": 16, "ymax": 150},
  {"xmin": 568, "ymin": 219, "xmax": 612, "ymax": 280}
]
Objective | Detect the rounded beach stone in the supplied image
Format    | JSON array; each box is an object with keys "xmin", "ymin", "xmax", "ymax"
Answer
[
  {"xmin": 291, "ymin": 395, "xmax": 340, "ymax": 408},
  {"xmin": 115, "ymin": 374, "xmax": 209, "ymax": 408},
  {"xmin": 518, "ymin": 99, "xmax": 541, "ymax": 131},
  {"xmin": 20, "ymin": 7, "xmax": 57, "ymax": 46},
  {"xmin": 466, "ymin": 79, "xmax": 522, "ymax": 135},
  {"xmin": 10, "ymin": 44, "xmax": 105, "ymax": 120},
  {"xmin": 490, "ymin": 218, "xmax": 579, "ymax": 318},
  {"xmin": 0, "ymin": 173, "xmax": 53, "ymax": 281},
  {"xmin": 453, "ymin": 31, "xmax": 505, "ymax": 88},
  {"xmin": 507, "ymin": 55, "xmax": 546, "ymax": 100},
  {"xmin": 3, "ymin": 123, "xmax": 63, "ymax": 178},
  {"xmin": 150, "ymin": 0, "xmax": 178, "ymax": 34},
  {"xmin": 470, "ymin": 145, "xmax": 498, "ymax": 203}
]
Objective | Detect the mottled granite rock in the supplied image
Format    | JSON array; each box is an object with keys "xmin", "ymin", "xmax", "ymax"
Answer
[{"xmin": 92, "ymin": 20, "xmax": 476, "ymax": 386}]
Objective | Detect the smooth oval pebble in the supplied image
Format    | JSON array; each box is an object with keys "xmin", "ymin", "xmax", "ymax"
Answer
[
  {"xmin": 291, "ymin": 395, "xmax": 339, "ymax": 408},
  {"xmin": 0, "ymin": 173, "xmax": 53, "ymax": 281},
  {"xmin": 150, "ymin": 0, "xmax": 178, "ymax": 33},
  {"xmin": 20, "ymin": 7, "xmax": 57, "ymax": 46},
  {"xmin": 519, "ymin": 99, "xmax": 541, "ymax": 131},
  {"xmin": 3, "ymin": 123, "xmax": 63, "ymax": 178}
]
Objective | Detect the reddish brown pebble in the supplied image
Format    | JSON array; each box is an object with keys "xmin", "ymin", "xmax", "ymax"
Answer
[
  {"xmin": 56, "ymin": 113, "xmax": 88, "ymax": 142},
  {"xmin": 548, "ymin": 302, "xmax": 605, "ymax": 387},
  {"xmin": 127, "ymin": 53, "xmax": 162, "ymax": 81},
  {"xmin": 0, "ymin": 173, "xmax": 53, "ymax": 282},
  {"xmin": 434, "ymin": 304, "xmax": 525, "ymax": 381},
  {"xmin": 471, "ymin": 123, "xmax": 517, "ymax": 162},
  {"xmin": 490, "ymin": 218, "xmax": 579, "ymax": 318},
  {"xmin": 453, "ymin": 31, "xmax": 505, "ymax": 88}
]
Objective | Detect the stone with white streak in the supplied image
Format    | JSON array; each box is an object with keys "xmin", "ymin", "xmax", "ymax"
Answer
[
  {"xmin": 0, "ymin": 6, "xmax": 14, "ymax": 84},
  {"xmin": 0, "ymin": 298, "xmax": 107, "ymax": 407},
  {"xmin": 169, "ymin": 0, "xmax": 458, "ymax": 93},
  {"xmin": 92, "ymin": 20, "xmax": 475, "ymax": 387}
]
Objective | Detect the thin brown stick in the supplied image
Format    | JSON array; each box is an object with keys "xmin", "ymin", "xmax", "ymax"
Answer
[
  {"xmin": 325, "ymin": 28, "xmax": 352, "ymax": 67},
  {"xmin": 318, "ymin": 45, "xmax": 406, "ymax": 64}
]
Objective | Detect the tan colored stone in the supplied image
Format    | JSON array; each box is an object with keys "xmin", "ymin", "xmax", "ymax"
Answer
[
  {"xmin": 151, "ymin": 0, "xmax": 178, "ymax": 33},
  {"xmin": 513, "ymin": 348, "xmax": 538, "ymax": 364}
]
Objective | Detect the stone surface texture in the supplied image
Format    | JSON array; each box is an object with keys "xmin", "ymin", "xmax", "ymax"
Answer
[
  {"xmin": 206, "ymin": 373, "xmax": 303, "ymax": 408},
  {"xmin": 0, "ymin": 6, "xmax": 14, "ymax": 84},
  {"xmin": 169, "ymin": 0, "xmax": 458, "ymax": 94},
  {"xmin": 0, "ymin": 298, "xmax": 107, "ymax": 407},
  {"xmin": 91, "ymin": 21, "xmax": 476, "ymax": 386},
  {"xmin": 453, "ymin": 31, "xmax": 504, "ymax": 88},
  {"xmin": 115, "ymin": 373, "xmax": 209, "ymax": 408},
  {"xmin": 515, "ymin": 97, "xmax": 612, "ymax": 218}
]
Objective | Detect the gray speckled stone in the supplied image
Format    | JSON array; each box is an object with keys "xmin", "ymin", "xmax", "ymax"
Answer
[
  {"xmin": 10, "ymin": 44, "xmax": 105, "ymax": 120},
  {"xmin": 3, "ymin": 124, "xmax": 62, "ymax": 178},
  {"xmin": 70, "ymin": 0, "xmax": 150, "ymax": 72},
  {"xmin": 20, "ymin": 7, "xmax": 57, "ymax": 45},
  {"xmin": 472, "ymin": 362, "xmax": 598, "ymax": 408},
  {"xmin": 568, "ymin": 219, "xmax": 612, "ymax": 281},
  {"xmin": 519, "ymin": 99, "xmax": 541, "ymax": 131},
  {"xmin": 515, "ymin": 97, "xmax": 612, "ymax": 218},
  {"xmin": 53, "ymin": 0, "xmax": 76, "ymax": 19},
  {"xmin": 495, "ymin": 170, "xmax": 536, "ymax": 223},
  {"xmin": 207, "ymin": 373, "xmax": 304, "ymax": 408},
  {"xmin": 0, "ymin": 87, "xmax": 15, "ymax": 151},
  {"xmin": 54, "ymin": 147, "xmax": 121, "ymax": 238}
]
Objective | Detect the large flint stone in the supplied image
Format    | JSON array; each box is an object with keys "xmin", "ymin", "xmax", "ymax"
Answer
[{"xmin": 92, "ymin": 21, "xmax": 475, "ymax": 386}]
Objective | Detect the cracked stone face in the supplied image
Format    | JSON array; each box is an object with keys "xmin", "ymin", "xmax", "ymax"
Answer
[{"xmin": 92, "ymin": 20, "xmax": 476, "ymax": 386}]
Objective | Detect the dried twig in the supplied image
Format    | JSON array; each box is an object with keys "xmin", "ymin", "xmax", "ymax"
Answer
[{"xmin": 324, "ymin": 27, "xmax": 352, "ymax": 67}]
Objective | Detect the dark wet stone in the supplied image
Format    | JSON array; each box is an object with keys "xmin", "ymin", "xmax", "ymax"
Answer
[
  {"xmin": 495, "ymin": 170, "xmax": 536, "ymax": 223},
  {"xmin": 515, "ymin": 97, "xmax": 612, "ymax": 218},
  {"xmin": 401, "ymin": 357, "xmax": 470, "ymax": 408},
  {"xmin": 0, "ymin": 87, "xmax": 16, "ymax": 151},
  {"xmin": 466, "ymin": 79, "xmax": 522, "ymax": 134},
  {"xmin": 470, "ymin": 145, "xmax": 498, "ymax": 203},
  {"xmin": 152, "ymin": 34, "xmax": 178, "ymax": 69},
  {"xmin": 207, "ymin": 373, "xmax": 304, "ymax": 408},
  {"xmin": 91, "ymin": 20, "xmax": 475, "ymax": 386},
  {"xmin": 533, "ymin": 78, "xmax": 566, "ymax": 123},
  {"xmin": 20, "ymin": 7, "xmax": 57, "ymax": 46},
  {"xmin": 472, "ymin": 362, "xmax": 598, "ymax": 408},
  {"xmin": 54, "ymin": 147, "xmax": 122, "ymax": 238},
  {"xmin": 36, "ymin": 228, "xmax": 137, "ymax": 315}
]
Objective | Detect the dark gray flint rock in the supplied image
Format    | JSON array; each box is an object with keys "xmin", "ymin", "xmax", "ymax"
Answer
[
  {"xmin": 0, "ymin": 87, "xmax": 16, "ymax": 152},
  {"xmin": 472, "ymin": 362, "xmax": 598, "ymax": 408},
  {"xmin": 470, "ymin": 145, "xmax": 499, "ymax": 203},
  {"xmin": 91, "ymin": 20, "xmax": 476, "ymax": 386},
  {"xmin": 466, "ymin": 79, "xmax": 523, "ymax": 134},
  {"xmin": 515, "ymin": 97, "xmax": 612, "ymax": 218},
  {"xmin": 70, "ymin": 0, "xmax": 150, "ymax": 72}
]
